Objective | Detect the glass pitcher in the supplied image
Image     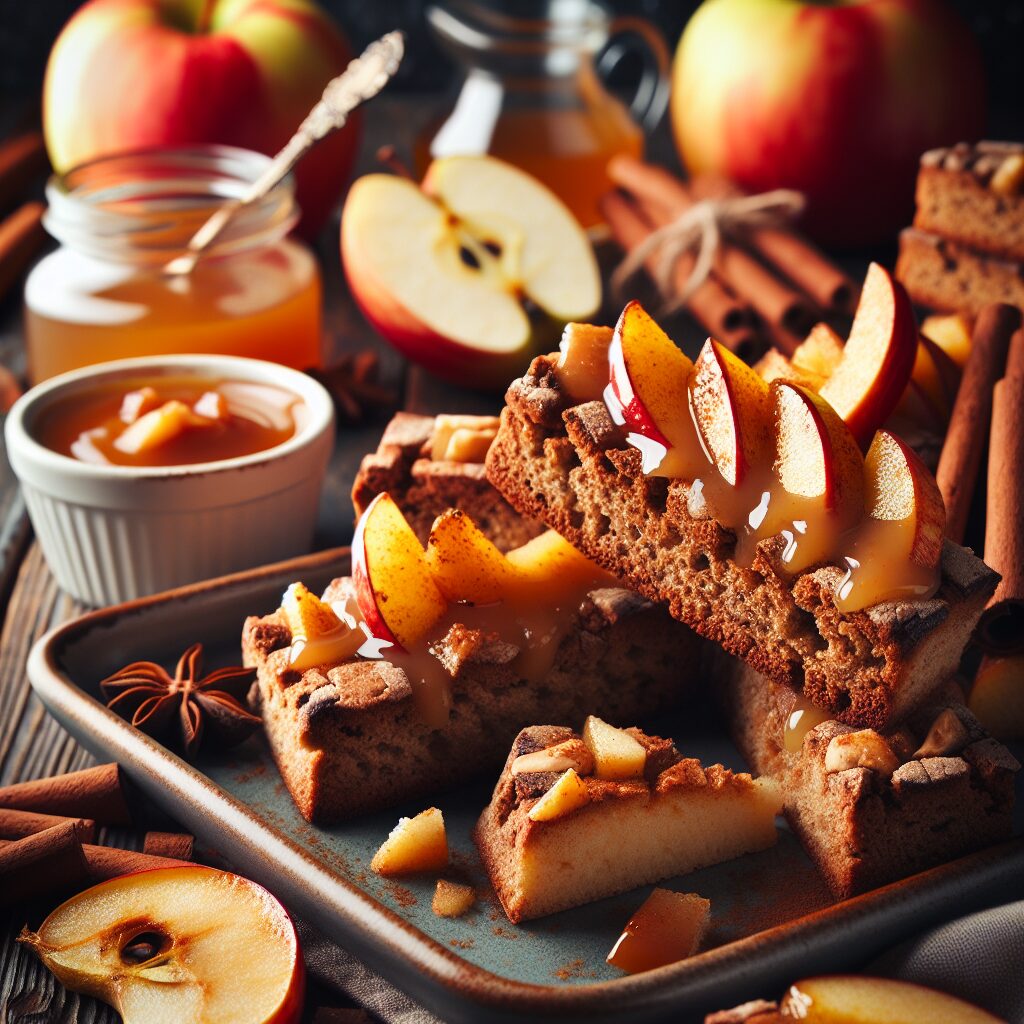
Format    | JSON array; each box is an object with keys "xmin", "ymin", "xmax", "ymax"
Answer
[{"xmin": 417, "ymin": 0, "xmax": 670, "ymax": 230}]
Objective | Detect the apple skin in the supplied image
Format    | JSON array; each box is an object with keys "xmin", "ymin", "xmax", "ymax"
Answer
[
  {"xmin": 350, "ymin": 493, "xmax": 403, "ymax": 652},
  {"xmin": 43, "ymin": 0, "xmax": 358, "ymax": 236},
  {"xmin": 671, "ymin": 0, "xmax": 985, "ymax": 246}
]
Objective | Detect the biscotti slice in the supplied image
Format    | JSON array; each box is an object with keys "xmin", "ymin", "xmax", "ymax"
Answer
[
  {"xmin": 243, "ymin": 580, "xmax": 693, "ymax": 823},
  {"xmin": 896, "ymin": 227, "xmax": 1024, "ymax": 315},
  {"xmin": 717, "ymin": 652, "xmax": 1018, "ymax": 898},
  {"xmin": 352, "ymin": 411, "xmax": 543, "ymax": 550},
  {"xmin": 486, "ymin": 343, "xmax": 998, "ymax": 729},
  {"xmin": 913, "ymin": 142, "xmax": 1024, "ymax": 262},
  {"xmin": 475, "ymin": 722, "xmax": 781, "ymax": 923}
]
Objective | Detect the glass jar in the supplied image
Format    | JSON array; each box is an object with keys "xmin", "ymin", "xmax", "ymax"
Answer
[
  {"xmin": 417, "ymin": 0, "xmax": 670, "ymax": 230},
  {"xmin": 25, "ymin": 145, "xmax": 322, "ymax": 382}
]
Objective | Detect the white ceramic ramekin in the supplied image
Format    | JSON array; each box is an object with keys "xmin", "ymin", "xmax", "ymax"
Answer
[{"xmin": 5, "ymin": 354, "xmax": 335, "ymax": 606}]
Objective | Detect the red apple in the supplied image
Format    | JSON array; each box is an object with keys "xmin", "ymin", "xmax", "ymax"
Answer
[
  {"xmin": 671, "ymin": 0, "xmax": 985, "ymax": 246},
  {"xmin": 351, "ymin": 492, "xmax": 447, "ymax": 651},
  {"xmin": 819, "ymin": 263, "xmax": 918, "ymax": 446},
  {"xmin": 43, "ymin": 0, "xmax": 359, "ymax": 236},
  {"xmin": 20, "ymin": 866, "xmax": 304, "ymax": 1024},
  {"xmin": 341, "ymin": 156, "xmax": 600, "ymax": 390}
]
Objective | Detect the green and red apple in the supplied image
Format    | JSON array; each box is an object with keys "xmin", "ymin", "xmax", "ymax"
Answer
[
  {"xmin": 341, "ymin": 155, "xmax": 601, "ymax": 390},
  {"xmin": 671, "ymin": 0, "xmax": 985, "ymax": 245},
  {"xmin": 43, "ymin": 0, "xmax": 359, "ymax": 235}
]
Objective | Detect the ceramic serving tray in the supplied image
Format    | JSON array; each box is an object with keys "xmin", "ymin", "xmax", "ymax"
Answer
[{"xmin": 27, "ymin": 548, "xmax": 1024, "ymax": 1024}]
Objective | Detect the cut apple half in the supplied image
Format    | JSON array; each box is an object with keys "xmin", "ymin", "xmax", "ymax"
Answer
[
  {"xmin": 690, "ymin": 337, "xmax": 773, "ymax": 487},
  {"xmin": 19, "ymin": 866, "xmax": 304, "ymax": 1024},
  {"xmin": 352, "ymin": 492, "xmax": 448, "ymax": 651},
  {"xmin": 819, "ymin": 263, "xmax": 918, "ymax": 446},
  {"xmin": 604, "ymin": 301, "xmax": 701, "ymax": 478},
  {"xmin": 342, "ymin": 156, "xmax": 600, "ymax": 389}
]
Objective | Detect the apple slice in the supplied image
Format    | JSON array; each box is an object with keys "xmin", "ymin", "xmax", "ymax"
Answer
[
  {"xmin": 690, "ymin": 337, "xmax": 774, "ymax": 486},
  {"xmin": 792, "ymin": 322, "xmax": 845, "ymax": 379},
  {"xmin": 607, "ymin": 889, "xmax": 710, "ymax": 974},
  {"xmin": 352, "ymin": 492, "xmax": 448, "ymax": 650},
  {"xmin": 819, "ymin": 263, "xmax": 918, "ymax": 446},
  {"xmin": 582, "ymin": 715, "xmax": 647, "ymax": 780},
  {"xmin": 425, "ymin": 509, "xmax": 517, "ymax": 604},
  {"xmin": 432, "ymin": 880, "xmax": 475, "ymax": 918},
  {"xmin": 834, "ymin": 430, "xmax": 945, "ymax": 612},
  {"xmin": 281, "ymin": 582, "xmax": 363, "ymax": 671},
  {"xmin": 919, "ymin": 332, "xmax": 961, "ymax": 411},
  {"xmin": 342, "ymin": 156, "xmax": 600, "ymax": 390},
  {"xmin": 527, "ymin": 768, "xmax": 590, "ymax": 822},
  {"xmin": 921, "ymin": 311, "xmax": 973, "ymax": 368},
  {"xmin": 371, "ymin": 807, "xmax": 448, "ymax": 877},
  {"xmin": 770, "ymin": 381, "xmax": 864, "ymax": 572},
  {"xmin": 504, "ymin": 529, "xmax": 614, "ymax": 596},
  {"xmin": 19, "ymin": 866, "xmax": 303, "ymax": 1024},
  {"xmin": 969, "ymin": 655, "xmax": 1024, "ymax": 740},
  {"xmin": 604, "ymin": 301, "xmax": 702, "ymax": 479},
  {"xmin": 755, "ymin": 348, "xmax": 824, "ymax": 391},
  {"xmin": 113, "ymin": 400, "xmax": 212, "ymax": 455},
  {"xmin": 783, "ymin": 975, "xmax": 1002, "ymax": 1023}
]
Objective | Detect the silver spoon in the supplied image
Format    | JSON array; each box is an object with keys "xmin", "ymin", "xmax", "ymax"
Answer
[{"xmin": 164, "ymin": 30, "xmax": 405, "ymax": 277}]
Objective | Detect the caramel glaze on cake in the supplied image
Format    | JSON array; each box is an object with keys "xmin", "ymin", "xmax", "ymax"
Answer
[
  {"xmin": 242, "ymin": 578, "xmax": 694, "ymax": 823},
  {"xmin": 476, "ymin": 724, "xmax": 781, "ymax": 923},
  {"xmin": 352, "ymin": 411, "xmax": 543, "ymax": 551},
  {"xmin": 485, "ymin": 353, "xmax": 998, "ymax": 730},
  {"xmin": 717, "ymin": 651, "xmax": 1018, "ymax": 898}
]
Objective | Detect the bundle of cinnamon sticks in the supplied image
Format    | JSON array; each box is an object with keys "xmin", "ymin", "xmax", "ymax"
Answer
[
  {"xmin": 933, "ymin": 303, "xmax": 1024, "ymax": 657},
  {"xmin": 601, "ymin": 156, "xmax": 858, "ymax": 360},
  {"xmin": 0, "ymin": 763, "xmax": 196, "ymax": 907}
]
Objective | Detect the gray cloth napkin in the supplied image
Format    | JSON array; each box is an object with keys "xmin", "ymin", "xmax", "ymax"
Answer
[{"xmin": 301, "ymin": 901, "xmax": 1024, "ymax": 1024}]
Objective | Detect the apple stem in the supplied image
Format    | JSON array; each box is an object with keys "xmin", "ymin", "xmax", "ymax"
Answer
[
  {"xmin": 196, "ymin": 0, "xmax": 216, "ymax": 33},
  {"xmin": 376, "ymin": 145, "xmax": 415, "ymax": 181}
]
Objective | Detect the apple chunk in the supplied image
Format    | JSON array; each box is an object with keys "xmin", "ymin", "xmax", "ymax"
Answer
[
  {"xmin": 352, "ymin": 492, "xmax": 448, "ymax": 650},
  {"xmin": 604, "ymin": 300, "xmax": 701, "ymax": 479},
  {"xmin": 783, "ymin": 974, "xmax": 1002, "ymax": 1023},
  {"xmin": 282, "ymin": 582, "xmax": 363, "ymax": 671},
  {"xmin": 582, "ymin": 716, "xmax": 647, "ymax": 780},
  {"xmin": 819, "ymin": 263, "xmax": 918, "ymax": 446},
  {"xmin": 690, "ymin": 338, "xmax": 773, "ymax": 486},
  {"xmin": 371, "ymin": 807, "xmax": 448, "ymax": 876},
  {"xmin": 19, "ymin": 866, "xmax": 303, "ymax": 1024}
]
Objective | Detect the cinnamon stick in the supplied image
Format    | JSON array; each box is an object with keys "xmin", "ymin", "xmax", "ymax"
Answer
[
  {"xmin": 0, "ymin": 763, "xmax": 133, "ymax": 825},
  {"xmin": 936, "ymin": 304, "xmax": 1021, "ymax": 543},
  {"xmin": 977, "ymin": 329, "xmax": 1024, "ymax": 654},
  {"xmin": 81, "ymin": 843, "xmax": 194, "ymax": 881},
  {"xmin": 0, "ymin": 201, "xmax": 46, "ymax": 304},
  {"xmin": 0, "ymin": 132, "xmax": 48, "ymax": 212},
  {"xmin": 600, "ymin": 190, "xmax": 761, "ymax": 359},
  {"xmin": 0, "ymin": 807, "xmax": 96, "ymax": 843},
  {"xmin": 143, "ymin": 831, "xmax": 194, "ymax": 861},
  {"xmin": 607, "ymin": 156, "xmax": 816, "ymax": 349},
  {"xmin": 690, "ymin": 174, "xmax": 859, "ymax": 315},
  {"xmin": 0, "ymin": 823, "xmax": 89, "ymax": 906}
]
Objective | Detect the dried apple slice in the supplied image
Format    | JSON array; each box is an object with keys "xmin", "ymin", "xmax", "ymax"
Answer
[
  {"xmin": 352, "ymin": 492, "xmax": 448, "ymax": 650},
  {"xmin": 19, "ymin": 866, "xmax": 303, "ymax": 1024},
  {"xmin": 818, "ymin": 263, "xmax": 918, "ymax": 446},
  {"xmin": 604, "ymin": 300, "xmax": 702, "ymax": 479}
]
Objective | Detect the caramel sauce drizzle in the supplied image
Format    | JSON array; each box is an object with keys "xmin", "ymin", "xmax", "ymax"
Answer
[{"xmin": 556, "ymin": 330, "xmax": 940, "ymax": 613}]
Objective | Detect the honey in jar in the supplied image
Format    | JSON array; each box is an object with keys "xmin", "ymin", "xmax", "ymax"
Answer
[{"xmin": 24, "ymin": 146, "xmax": 322, "ymax": 382}]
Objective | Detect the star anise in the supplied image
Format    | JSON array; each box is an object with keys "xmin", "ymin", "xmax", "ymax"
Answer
[
  {"xmin": 101, "ymin": 643, "xmax": 260, "ymax": 759},
  {"xmin": 308, "ymin": 350, "xmax": 397, "ymax": 425}
]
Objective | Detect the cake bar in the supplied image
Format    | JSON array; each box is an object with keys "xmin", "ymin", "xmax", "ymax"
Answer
[
  {"xmin": 475, "ymin": 722, "xmax": 781, "ymax": 922},
  {"xmin": 718, "ymin": 652, "xmax": 1018, "ymax": 898},
  {"xmin": 896, "ymin": 227, "xmax": 1024, "ymax": 316},
  {"xmin": 242, "ymin": 577, "xmax": 694, "ymax": 822},
  {"xmin": 352, "ymin": 411, "xmax": 543, "ymax": 551},
  {"xmin": 485, "ymin": 355, "xmax": 998, "ymax": 730},
  {"xmin": 913, "ymin": 142, "xmax": 1024, "ymax": 262}
]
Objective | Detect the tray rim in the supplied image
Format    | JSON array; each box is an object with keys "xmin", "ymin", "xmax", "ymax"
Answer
[{"xmin": 26, "ymin": 547, "xmax": 1024, "ymax": 1024}]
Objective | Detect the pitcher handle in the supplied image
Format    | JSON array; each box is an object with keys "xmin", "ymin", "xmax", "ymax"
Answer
[{"xmin": 597, "ymin": 16, "xmax": 671, "ymax": 134}]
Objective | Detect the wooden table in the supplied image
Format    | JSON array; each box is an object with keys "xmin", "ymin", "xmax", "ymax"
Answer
[{"xmin": 0, "ymin": 97, "xmax": 503, "ymax": 1023}]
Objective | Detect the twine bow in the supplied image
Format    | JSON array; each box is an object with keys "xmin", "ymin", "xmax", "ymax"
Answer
[{"xmin": 611, "ymin": 189, "xmax": 806, "ymax": 315}]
